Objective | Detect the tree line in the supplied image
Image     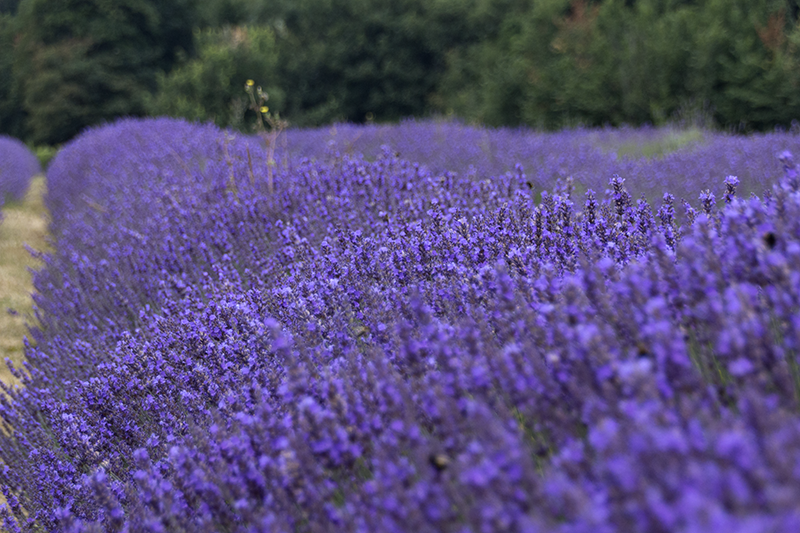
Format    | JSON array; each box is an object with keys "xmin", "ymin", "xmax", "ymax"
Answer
[{"xmin": 2, "ymin": 0, "xmax": 800, "ymax": 146}]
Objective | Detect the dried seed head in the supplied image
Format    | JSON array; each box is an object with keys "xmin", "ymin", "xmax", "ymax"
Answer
[{"xmin": 429, "ymin": 453, "xmax": 450, "ymax": 472}]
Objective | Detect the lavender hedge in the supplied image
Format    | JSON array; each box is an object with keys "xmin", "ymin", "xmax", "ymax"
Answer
[
  {"xmin": 0, "ymin": 135, "xmax": 41, "ymax": 210},
  {"xmin": 1, "ymin": 118, "xmax": 800, "ymax": 532},
  {"xmin": 282, "ymin": 120, "xmax": 799, "ymax": 203}
]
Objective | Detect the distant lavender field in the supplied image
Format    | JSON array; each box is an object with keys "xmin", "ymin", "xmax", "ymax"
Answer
[
  {"xmin": 282, "ymin": 120, "xmax": 797, "ymax": 202},
  {"xmin": 2, "ymin": 118, "xmax": 800, "ymax": 532},
  {"xmin": 0, "ymin": 136, "xmax": 40, "ymax": 213}
]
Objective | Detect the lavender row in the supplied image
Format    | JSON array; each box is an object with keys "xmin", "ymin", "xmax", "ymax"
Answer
[
  {"xmin": 282, "ymin": 120, "xmax": 800, "ymax": 204},
  {"xmin": 0, "ymin": 135, "xmax": 40, "ymax": 206},
  {"xmin": 1, "ymin": 118, "xmax": 800, "ymax": 531}
]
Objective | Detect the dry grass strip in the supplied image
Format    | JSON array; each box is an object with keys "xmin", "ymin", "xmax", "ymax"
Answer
[{"xmin": 0, "ymin": 176, "xmax": 50, "ymax": 387}]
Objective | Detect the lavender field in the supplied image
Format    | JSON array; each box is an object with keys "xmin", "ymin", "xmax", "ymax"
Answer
[
  {"xmin": 2, "ymin": 118, "xmax": 800, "ymax": 532},
  {"xmin": 0, "ymin": 136, "xmax": 40, "ymax": 210}
]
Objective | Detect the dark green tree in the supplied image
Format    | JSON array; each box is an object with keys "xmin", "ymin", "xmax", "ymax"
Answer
[
  {"xmin": 0, "ymin": 14, "xmax": 26, "ymax": 137},
  {"xmin": 0, "ymin": 0, "xmax": 20, "ymax": 14},
  {"xmin": 14, "ymin": 0, "xmax": 197, "ymax": 144},
  {"xmin": 687, "ymin": 0, "xmax": 800, "ymax": 130},
  {"xmin": 194, "ymin": 0, "xmax": 253, "ymax": 26},
  {"xmin": 150, "ymin": 25, "xmax": 283, "ymax": 130},
  {"xmin": 431, "ymin": 0, "xmax": 532, "ymax": 126},
  {"xmin": 265, "ymin": 0, "xmax": 452, "ymax": 125},
  {"xmin": 498, "ymin": 0, "xmax": 800, "ymax": 129}
]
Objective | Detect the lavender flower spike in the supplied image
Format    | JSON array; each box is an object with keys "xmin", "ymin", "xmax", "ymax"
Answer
[{"xmin": 778, "ymin": 150, "xmax": 798, "ymax": 190}]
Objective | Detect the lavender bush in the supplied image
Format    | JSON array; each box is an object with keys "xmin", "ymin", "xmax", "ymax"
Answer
[
  {"xmin": 1, "ymin": 118, "xmax": 800, "ymax": 532},
  {"xmin": 0, "ymin": 135, "xmax": 41, "ymax": 207}
]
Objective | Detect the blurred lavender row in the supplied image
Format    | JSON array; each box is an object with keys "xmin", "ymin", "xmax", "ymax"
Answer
[
  {"xmin": 1, "ymin": 118, "xmax": 800, "ymax": 532},
  {"xmin": 283, "ymin": 119, "xmax": 800, "ymax": 203},
  {"xmin": 0, "ymin": 135, "xmax": 41, "ymax": 207}
]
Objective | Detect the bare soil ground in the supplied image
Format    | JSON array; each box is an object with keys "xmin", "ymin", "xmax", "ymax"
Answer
[{"xmin": 0, "ymin": 176, "xmax": 50, "ymax": 387}]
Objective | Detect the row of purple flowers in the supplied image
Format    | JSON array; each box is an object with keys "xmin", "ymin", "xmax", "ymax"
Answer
[
  {"xmin": 0, "ymin": 136, "xmax": 40, "ymax": 215},
  {"xmin": 0, "ymin": 118, "xmax": 799, "ymax": 531}
]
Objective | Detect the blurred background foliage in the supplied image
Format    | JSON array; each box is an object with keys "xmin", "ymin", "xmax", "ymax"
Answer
[
  {"xmin": 1, "ymin": 0, "xmax": 799, "ymax": 146},
  {"xmin": 148, "ymin": 25, "xmax": 284, "ymax": 130}
]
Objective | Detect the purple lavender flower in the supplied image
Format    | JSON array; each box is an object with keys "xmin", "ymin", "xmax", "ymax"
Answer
[
  {"xmin": 1, "ymin": 118, "xmax": 800, "ymax": 531},
  {"xmin": 723, "ymin": 175, "xmax": 740, "ymax": 205},
  {"xmin": 699, "ymin": 189, "xmax": 716, "ymax": 214},
  {"xmin": 778, "ymin": 150, "xmax": 798, "ymax": 190},
  {"xmin": 0, "ymin": 136, "xmax": 40, "ymax": 203}
]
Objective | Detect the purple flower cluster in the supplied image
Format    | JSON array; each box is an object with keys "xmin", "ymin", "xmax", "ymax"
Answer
[
  {"xmin": 2, "ymin": 118, "xmax": 800, "ymax": 532},
  {"xmin": 0, "ymin": 135, "xmax": 40, "ymax": 209}
]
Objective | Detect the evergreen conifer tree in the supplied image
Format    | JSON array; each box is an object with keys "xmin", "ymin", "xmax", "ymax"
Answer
[{"xmin": 14, "ymin": 0, "xmax": 197, "ymax": 144}]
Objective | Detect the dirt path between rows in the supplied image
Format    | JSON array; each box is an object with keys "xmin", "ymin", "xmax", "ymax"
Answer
[{"xmin": 0, "ymin": 176, "xmax": 50, "ymax": 387}]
